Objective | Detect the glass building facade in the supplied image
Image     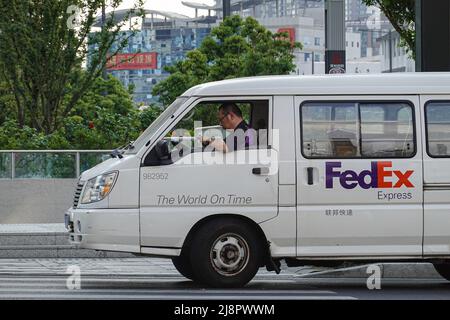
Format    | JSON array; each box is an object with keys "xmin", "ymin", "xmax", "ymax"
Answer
[
  {"xmin": 89, "ymin": 1, "xmax": 330, "ymax": 105},
  {"xmin": 214, "ymin": 0, "xmax": 324, "ymax": 19},
  {"xmin": 109, "ymin": 26, "xmax": 211, "ymax": 105},
  {"xmin": 89, "ymin": 15, "xmax": 213, "ymax": 106}
]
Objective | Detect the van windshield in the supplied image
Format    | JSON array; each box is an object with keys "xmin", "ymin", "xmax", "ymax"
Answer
[{"xmin": 125, "ymin": 97, "xmax": 188, "ymax": 154}]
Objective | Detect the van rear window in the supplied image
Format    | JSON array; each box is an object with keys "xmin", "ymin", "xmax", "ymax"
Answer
[{"xmin": 301, "ymin": 102, "xmax": 415, "ymax": 159}]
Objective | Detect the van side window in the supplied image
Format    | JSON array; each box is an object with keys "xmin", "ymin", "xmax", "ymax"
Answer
[
  {"xmin": 360, "ymin": 103, "xmax": 414, "ymax": 157},
  {"xmin": 302, "ymin": 103, "xmax": 360, "ymax": 158},
  {"xmin": 301, "ymin": 101, "xmax": 415, "ymax": 159},
  {"xmin": 143, "ymin": 100, "xmax": 270, "ymax": 166},
  {"xmin": 426, "ymin": 102, "xmax": 450, "ymax": 157}
]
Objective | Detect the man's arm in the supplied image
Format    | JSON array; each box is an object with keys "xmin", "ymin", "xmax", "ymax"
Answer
[{"xmin": 201, "ymin": 137, "xmax": 229, "ymax": 153}]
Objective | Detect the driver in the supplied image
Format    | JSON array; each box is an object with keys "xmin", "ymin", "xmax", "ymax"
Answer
[{"xmin": 203, "ymin": 103, "xmax": 254, "ymax": 152}]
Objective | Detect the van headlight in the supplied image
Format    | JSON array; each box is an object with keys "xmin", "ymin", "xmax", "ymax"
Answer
[{"xmin": 81, "ymin": 172, "xmax": 118, "ymax": 204}]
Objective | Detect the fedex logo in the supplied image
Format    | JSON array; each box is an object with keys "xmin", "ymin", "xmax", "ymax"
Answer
[{"xmin": 325, "ymin": 161, "xmax": 414, "ymax": 189}]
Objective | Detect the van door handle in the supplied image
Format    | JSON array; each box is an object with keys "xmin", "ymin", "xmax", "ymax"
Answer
[
  {"xmin": 252, "ymin": 167, "xmax": 270, "ymax": 175},
  {"xmin": 307, "ymin": 167, "xmax": 314, "ymax": 185}
]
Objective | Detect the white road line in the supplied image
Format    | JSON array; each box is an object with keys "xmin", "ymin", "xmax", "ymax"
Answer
[{"xmin": 0, "ymin": 287, "xmax": 337, "ymax": 294}]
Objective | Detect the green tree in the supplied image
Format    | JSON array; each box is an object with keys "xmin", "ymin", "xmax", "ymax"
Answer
[
  {"xmin": 63, "ymin": 74, "xmax": 141, "ymax": 149},
  {"xmin": 70, "ymin": 74, "xmax": 135, "ymax": 119},
  {"xmin": 139, "ymin": 105, "xmax": 163, "ymax": 131},
  {"xmin": 153, "ymin": 15, "xmax": 302, "ymax": 106},
  {"xmin": 0, "ymin": 79, "xmax": 16, "ymax": 125},
  {"xmin": 0, "ymin": 0, "xmax": 144, "ymax": 134},
  {"xmin": 362, "ymin": 0, "xmax": 415, "ymax": 56},
  {"xmin": 0, "ymin": 75, "xmax": 157, "ymax": 150}
]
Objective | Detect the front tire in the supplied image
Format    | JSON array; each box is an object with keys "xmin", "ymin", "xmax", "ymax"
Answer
[
  {"xmin": 190, "ymin": 218, "xmax": 263, "ymax": 288},
  {"xmin": 433, "ymin": 263, "xmax": 450, "ymax": 280},
  {"xmin": 172, "ymin": 250, "xmax": 195, "ymax": 280}
]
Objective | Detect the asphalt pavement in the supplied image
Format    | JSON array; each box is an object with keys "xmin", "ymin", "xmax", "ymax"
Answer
[{"xmin": 0, "ymin": 258, "xmax": 448, "ymax": 300}]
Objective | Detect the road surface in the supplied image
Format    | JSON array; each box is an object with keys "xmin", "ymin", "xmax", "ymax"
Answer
[{"xmin": 0, "ymin": 258, "xmax": 448, "ymax": 300}]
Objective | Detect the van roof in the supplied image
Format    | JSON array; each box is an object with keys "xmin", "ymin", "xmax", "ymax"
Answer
[{"xmin": 183, "ymin": 72, "xmax": 450, "ymax": 97}]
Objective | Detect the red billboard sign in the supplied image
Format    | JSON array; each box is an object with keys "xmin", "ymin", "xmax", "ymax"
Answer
[
  {"xmin": 277, "ymin": 27, "xmax": 296, "ymax": 45},
  {"xmin": 106, "ymin": 52, "xmax": 158, "ymax": 70}
]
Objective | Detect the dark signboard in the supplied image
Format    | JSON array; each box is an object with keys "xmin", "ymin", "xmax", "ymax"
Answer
[{"xmin": 325, "ymin": 50, "xmax": 346, "ymax": 74}]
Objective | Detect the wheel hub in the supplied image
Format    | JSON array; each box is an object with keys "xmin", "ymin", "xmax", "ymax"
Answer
[{"xmin": 210, "ymin": 233, "xmax": 250, "ymax": 276}]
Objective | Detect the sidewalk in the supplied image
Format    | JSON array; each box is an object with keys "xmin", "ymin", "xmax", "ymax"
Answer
[{"xmin": 0, "ymin": 224, "xmax": 133, "ymax": 258}]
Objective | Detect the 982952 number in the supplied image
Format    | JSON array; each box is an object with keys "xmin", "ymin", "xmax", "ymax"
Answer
[{"xmin": 142, "ymin": 173, "xmax": 168, "ymax": 180}]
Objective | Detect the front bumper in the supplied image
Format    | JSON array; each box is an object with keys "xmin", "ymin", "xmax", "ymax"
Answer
[
  {"xmin": 65, "ymin": 207, "xmax": 141, "ymax": 254},
  {"xmin": 65, "ymin": 207, "xmax": 82, "ymax": 244}
]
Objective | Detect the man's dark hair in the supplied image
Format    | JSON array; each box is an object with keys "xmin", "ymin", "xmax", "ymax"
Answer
[{"xmin": 219, "ymin": 103, "xmax": 243, "ymax": 118}]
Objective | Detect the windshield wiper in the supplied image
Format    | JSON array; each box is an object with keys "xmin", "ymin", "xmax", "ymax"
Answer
[
  {"xmin": 110, "ymin": 141, "xmax": 135, "ymax": 159},
  {"xmin": 110, "ymin": 149, "xmax": 123, "ymax": 159},
  {"xmin": 124, "ymin": 141, "xmax": 135, "ymax": 150}
]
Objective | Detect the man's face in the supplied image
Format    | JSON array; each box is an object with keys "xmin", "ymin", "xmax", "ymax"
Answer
[{"xmin": 218, "ymin": 109, "xmax": 233, "ymax": 129}]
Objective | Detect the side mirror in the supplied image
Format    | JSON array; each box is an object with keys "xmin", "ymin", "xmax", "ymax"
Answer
[
  {"xmin": 155, "ymin": 139, "xmax": 171, "ymax": 160},
  {"xmin": 143, "ymin": 139, "xmax": 173, "ymax": 167}
]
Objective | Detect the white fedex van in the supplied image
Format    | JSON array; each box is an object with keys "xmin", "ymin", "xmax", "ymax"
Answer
[{"xmin": 66, "ymin": 73, "xmax": 450, "ymax": 287}]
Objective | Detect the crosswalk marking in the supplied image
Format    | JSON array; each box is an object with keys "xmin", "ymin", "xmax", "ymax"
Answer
[
  {"xmin": 0, "ymin": 276, "xmax": 349, "ymax": 300},
  {"xmin": 0, "ymin": 258, "xmax": 358, "ymax": 300}
]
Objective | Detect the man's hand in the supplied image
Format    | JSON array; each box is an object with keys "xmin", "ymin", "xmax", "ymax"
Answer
[
  {"xmin": 198, "ymin": 136, "xmax": 228, "ymax": 153},
  {"xmin": 200, "ymin": 136, "xmax": 212, "ymax": 145}
]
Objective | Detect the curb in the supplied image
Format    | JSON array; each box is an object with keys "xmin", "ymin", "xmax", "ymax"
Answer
[{"xmin": 0, "ymin": 224, "xmax": 134, "ymax": 258}]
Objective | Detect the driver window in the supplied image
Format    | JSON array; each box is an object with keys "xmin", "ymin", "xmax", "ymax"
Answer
[{"xmin": 143, "ymin": 100, "xmax": 270, "ymax": 166}]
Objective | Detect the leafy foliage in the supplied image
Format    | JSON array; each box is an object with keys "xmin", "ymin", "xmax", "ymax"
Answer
[
  {"xmin": 0, "ymin": 0, "xmax": 144, "ymax": 134},
  {"xmin": 0, "ymin": 13, "xmax": 300, "ymax": 152},
  {"xmin": 153, "ymin": 15, "xmax": 302, "ymax": 106},
  {"xmin": 0, "ymin": 75, "xmax": 162, "ymax": 150}
]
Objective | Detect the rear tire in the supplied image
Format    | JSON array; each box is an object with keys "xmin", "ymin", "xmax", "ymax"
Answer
[
  {"xmin": 190, "ymin": 217, "xmax": 263, "ymax": 288},
  {"xmin": 433, "ymin": 263, "xmax": 450, "ymax": 281},
  {"xmin": 172, "ymin": 250, "xmax": 195, "ymax": 280}
]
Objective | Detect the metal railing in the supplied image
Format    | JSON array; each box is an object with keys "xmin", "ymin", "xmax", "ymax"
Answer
[{"xmin": 0, "ymin": 150, "xmax": 112, "ymax": 179}]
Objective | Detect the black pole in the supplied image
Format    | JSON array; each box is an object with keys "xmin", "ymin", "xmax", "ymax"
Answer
[
  {"xmin": 223, "ymin": 0, "xmax": 231, "ymax": 19},
  {"xmin": 415, "ymin": 0, "xmax": 422, "ymax": 72},
  {"xmin": 416, "ymin": 0, "xmax": 450, "ymax": 71},
  {"xmin": 388, "ymin": 29, "xmax": 392, "ymax": 73}
]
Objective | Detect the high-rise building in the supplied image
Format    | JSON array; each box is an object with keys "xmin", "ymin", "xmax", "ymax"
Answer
[
  {"xmin": 213, "ymin": 0, "xmax": 324, "ymax": 19},
  {"xmin": 89, "ymin": 9, "xmax": 214, "ymax": 105},
  {"xmin": 378, "ymin": 31, "xmax": 415, "ymax": 73},
  {"xmin": 212, "ymin": 0, "xmax": 326, "ymax": 74},
  {"xmin": 90, "ymin": 1, "xmax": 405, "ymax": 104},
  {"xmin": 345, "ymin": 0, "xmax": 369, "ymax": 23},
  {"xmin": 90, "ymin": 2, "xmax": 329, "ymax": 104},
  {"xmin": 344, "ymin": 0, "xmax": 393, "ymax": 58}
]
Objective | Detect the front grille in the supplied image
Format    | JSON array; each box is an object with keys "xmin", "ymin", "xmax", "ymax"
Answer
[{"xmin": 73, "ymin": 181, "xmax": 84, "ymax": 208}]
